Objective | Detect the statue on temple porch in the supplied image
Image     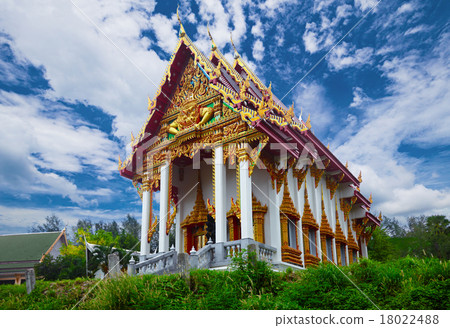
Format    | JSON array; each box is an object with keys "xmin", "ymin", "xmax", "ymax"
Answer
[{"xmin": 168, "ymin": 98, "xmax": 214, "ymax": 135}]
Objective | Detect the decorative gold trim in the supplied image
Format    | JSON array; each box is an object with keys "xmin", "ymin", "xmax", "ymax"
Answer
[{"xmin": 252, "ymin": 195, "xmax": 267, "ymax": 243}]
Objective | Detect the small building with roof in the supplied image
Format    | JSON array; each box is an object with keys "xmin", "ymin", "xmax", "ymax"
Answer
[{"xmin": 0, "ymin": 230, "xmax": 68, "ymax": 284}]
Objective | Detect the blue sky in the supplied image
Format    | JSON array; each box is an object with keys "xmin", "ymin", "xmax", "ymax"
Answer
[{"xmin": 0, "ymin": 0, "xmax": 449, "ymax": 235}]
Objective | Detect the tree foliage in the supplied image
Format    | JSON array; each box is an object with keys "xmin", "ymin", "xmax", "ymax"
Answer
[
  {"xmin": 369, "ymin": 215, "xmax": 449, "ymax": 260},
  {"xmin": 30, "ymin": 214, "xmax": 64, "ymax": 232}
]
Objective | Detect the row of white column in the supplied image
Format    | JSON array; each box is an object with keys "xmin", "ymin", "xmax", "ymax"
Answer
[{"xmin": 139, "ymin": 145, "xmax": 255, "ymax": 256}]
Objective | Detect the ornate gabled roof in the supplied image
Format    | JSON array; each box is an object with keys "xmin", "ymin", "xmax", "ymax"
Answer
[{"xmin": 118, "ymin": 15, "xmax": 377, "ymax": 226}]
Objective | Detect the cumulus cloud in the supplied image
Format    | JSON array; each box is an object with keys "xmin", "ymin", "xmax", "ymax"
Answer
[
  {"xmin": 335, "ymin": 32, "xmax": 450, "ymax": 219},
  {"xmin": 0, "ymin": 0, "xmax": 166, "ymax": 142},
  {"xmin": 350, "ymin": 86, "xmax": 372, "ymax": 108},
  {"xmin": 293, "ymin": 82, "xmax": 335, "ymax": 139},
  {"xmin": 354, "ymin": 0, "xmax": 379, "ymax": 12},
  {"xmin": 327, "ymin": 42, "xmax": 374, "ymax": 71},
  {"xmin": 252, "ymin": 39, "xmax": 265, "ymax": 61},
  {"xmin": 0, "ymin": 90, "xmax": 118, "ymax": 206}
]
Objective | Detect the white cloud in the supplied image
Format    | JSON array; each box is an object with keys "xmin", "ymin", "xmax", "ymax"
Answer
[
  {"xmin": 313, "ymin": 0, "xmax": 335, "ymax": 13},
  {"xmin": 397, "ymin": 2, "xmax": 415, "ymax": 14},
  {"xmin": 335, "ymin": 32, "xmax": 450, "ymax": 219},
  {"xmin": 149, "ymin": 13, "xmax": 178, "ymax": 54},
  {"xmin": 0, "ymin": 91, "xmax": 117, "ymax": 206},
  {"xmin": 294, "ymin": 82, "xmax": 334, "ymax": 138},
  {"xmin": 354, "ymin": 0, "xmax": 379, "ymax": 12},
  {"xmin": 252, "ymin": 39, "xmax": 265, "ymax": 61},
  {"xmin": 251, "ymin": 19, "xmax": 264, "ymax": 39},
  {"xmin": 0, "ymin": 0, "xmax": 166, "ymax": 142},
  {"xmin": 327, "ymin": 42, "xmax": 374, "ymax": 71},
  {"xmin": 258, "ymin": 0, "xmax": 296, "ymax": 18},
  {"xmin": 404, "ymin": 25, "xmax": 429, "ymax": 36},
  {"xmin": 350, "ymin": 86, "xmax": 372, "ymax": 108}
]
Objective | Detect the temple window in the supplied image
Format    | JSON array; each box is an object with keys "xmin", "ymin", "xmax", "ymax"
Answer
[
  {"xmin": 326, "ymin": 237, "xmax": 333, "ymax": 262},
  {"xmin": 308, "ymin": 229, "xmax": 317, "ymax": 257},
  {"xmin": 288, "ymin": 220, "xmax": 297, "ymax": 249}
]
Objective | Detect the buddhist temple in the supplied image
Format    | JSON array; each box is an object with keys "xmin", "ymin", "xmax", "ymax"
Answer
[{"xmin": 119, "ymin": 15, "xmax": 380, "ymax": 273}]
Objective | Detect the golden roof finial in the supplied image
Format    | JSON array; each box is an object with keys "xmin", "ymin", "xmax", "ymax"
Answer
[
  {"xmin": 305, "ymin": 114, "xmax": 311, "ymax": 129},
  {"xmin": 369, "ymin": 193, "xmax": 373, "ymax": 203},
  {"xmin": 230, "ymin": 32, "xmax": 240, "ymax": 59},
  {"xmin": 176, "ymin": 6, "xmax": 186, "ymax": 37},
  {"xmin": 118, "ymin": 155, "xmax": 122, "ymax": 170},
  {"xmin": 327, "ymin": 143, "xmax": 330, "ymax": 149},
  {"xmin": 131, "ymin": 132, "xmax": 135, "ymax": 142},
  {"xmin": 147, "ymin": 96, "xmax": 153, "ymax": 111},
  {"xmin": 378, "ymin": 211, "xmax": 383, "ymax": 221},
  {"xmin": 207, "ymin": 23, "xmax": 217, "ymax": 51},
  {"xmin": 285, "ymin": 102, "xmax": 294, "ymax": 124},
  {"xmin": 358, "ymin": 171, "xmax": 363, "ymax": 183},
  {"xmin": 345, "ymin": 161, "xmax": 349, "ymax": 168}
]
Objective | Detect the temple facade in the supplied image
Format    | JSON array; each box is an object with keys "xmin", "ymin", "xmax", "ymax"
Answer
[{"xmin": 119, "ymin": 19, "xmax": 380, "ymax": 272}]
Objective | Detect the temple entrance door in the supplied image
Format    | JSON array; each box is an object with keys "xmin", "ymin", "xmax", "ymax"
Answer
[{"xmin": 192, "ymin": 225, "xmax": 206, "ymax": 251}]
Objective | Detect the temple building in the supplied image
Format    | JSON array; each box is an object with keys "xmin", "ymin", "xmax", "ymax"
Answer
[{"xmin": 119, "ymin": 17, "xmax": 380, "ymax": 272}]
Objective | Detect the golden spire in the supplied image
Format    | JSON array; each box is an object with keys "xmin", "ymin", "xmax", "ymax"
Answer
[
  {"xmin": 230, "ymin": 32, "xmax": 240, "ymax": 59},
  {"xmin": 118, "ymin": 155, "xmax": 122, "ymax": 170},
  {"xmin": 327, "ymin": 143, "xmax": 330, "ymax": 149},
  {"xmin": 176, "ymin": 6, "xmax": 186, "ymax": 37},
  {"xmin": 358, "ymin": 171, "xmax": 363, "ymax": 183},
  {"xmin": 378, "ymin": 211, "xmax": 383, "ymax": 221},
  {"xmin": 369, "ymin": 193, "xmax": 373, "ymax": 203},
  {"xmin": 305, "ymin": 114, "xmax": 311, "ymax": 129},
  {"xmin": 345, "ymin": 161, "xmax": 348, "ymax": 168},
  {"xmin": 285, "ymin": 102, "xmax": 294, "ymax": 124},
  {"xmin": 130, "ymin": 132, "xmax": 135, "ymax": 142},
  {"xmin": 207, "ymin": 23, "xmax": 217, "ymax": 51},
  {"xmin": 213, "ymin": 61, "xmax": 222, "ymax": 78}
]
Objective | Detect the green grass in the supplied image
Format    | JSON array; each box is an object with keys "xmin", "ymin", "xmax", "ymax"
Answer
[{"xmin": 1, "ymin": 257, "xmax": 448, "ymax": 310}]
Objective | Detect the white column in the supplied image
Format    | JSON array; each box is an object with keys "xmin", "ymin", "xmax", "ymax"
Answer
[
  {"xmin": 175, "ymin": 205, "xmax": 182, "ymax": 253},
  {"xmin": 362, "ymin": 237, "xmax": 368, "ymax": 258},
  {"xmin": 159, "ymin": 161, "xmax": 170, "ymax": 253},
  {"xmin": 268, "ymin": 185, "xmax": 282, "ymax": 262},
  {"xmin": 214, "ymin": 145, "xmax": 227, "ymax": 242},
  {"xmin": 140, "ymin": 188, "xmax": 151, "ymax": 256},
  {"xmin": 239, "ymin": 158, "xmax": 253, "ymax": 239},
  {"xmin": 345, "ymin": 245, "xmax": 350, "ymax": 265},
  {"xmin": 296, "ymin": 177, "xmax": 305, "ymax": 268}
]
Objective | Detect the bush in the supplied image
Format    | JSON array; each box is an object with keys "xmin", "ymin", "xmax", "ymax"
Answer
[{"xmin": 35, "ymin": 254, "xmax": 86, "ymax": 281}]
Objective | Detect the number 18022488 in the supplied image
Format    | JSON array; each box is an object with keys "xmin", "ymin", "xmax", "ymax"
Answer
[{"xmin": 380, "ymin": 314, "xmax": 439, "ymax": 325}]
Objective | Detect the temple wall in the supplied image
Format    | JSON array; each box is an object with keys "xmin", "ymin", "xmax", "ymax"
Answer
[
  {"xmin": 225, "ymin": 164, "xmax": 237, "ymax": 212},
  {"xmin": 251, "ymin": 166, "xmax": 271, "ymax": 243},
  {"xmin": 199, "ymin": 161, "xmax": 213, "ymax": 206}
]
